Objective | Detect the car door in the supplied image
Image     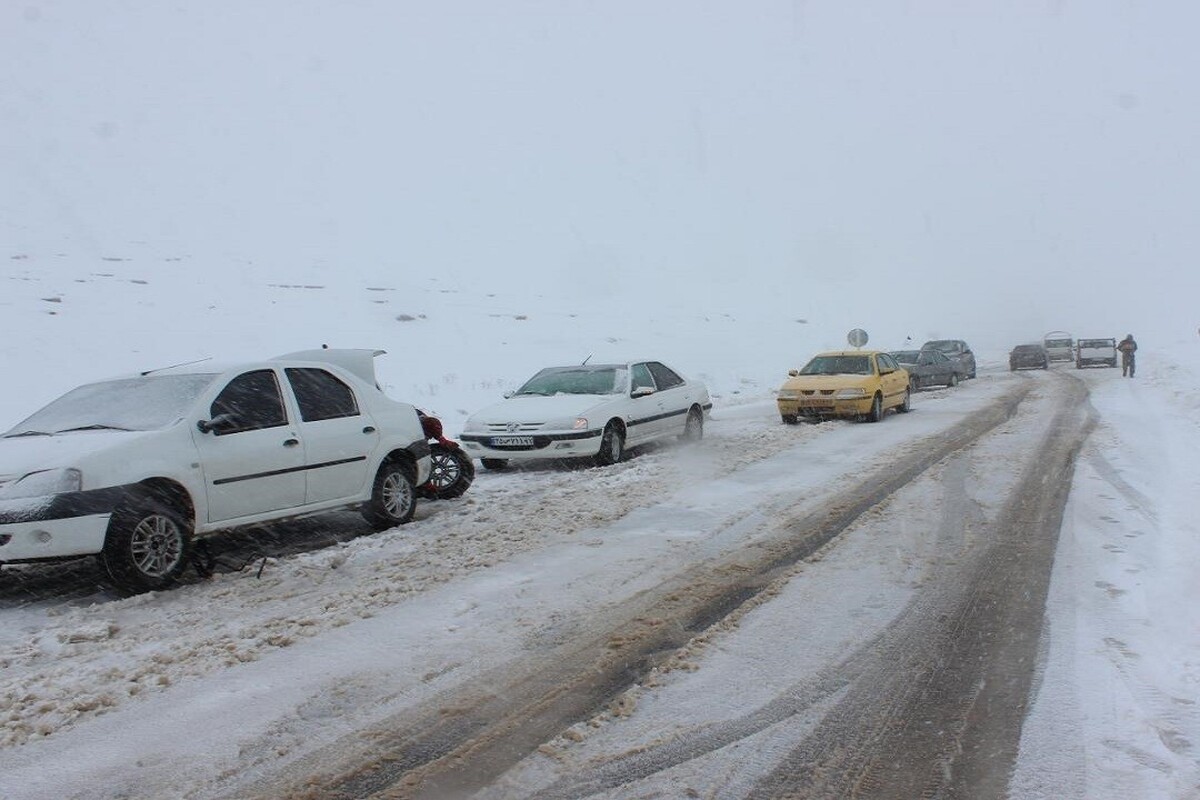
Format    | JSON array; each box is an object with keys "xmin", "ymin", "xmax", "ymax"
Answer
[
  {"xmin": 284, "ymin": 367, "xmax": 379, "ymax": 505},
  {"xmin": 927, "ymin": 350, "xmax": 952, "ymax": 383},
  {"xmin": 625, "ymin": 362, "xmax": 663, "ymax": 445},
  {"xmin": 192, "ymin": 368, "xmax": 307, "ymax": 523},
  {"xmin": 647, "ymin": 361, "xmax": 690, "ymax": 437},
  {"xmin": 876, "ymin": 353, "xmax": 908, "ymax": 406}
]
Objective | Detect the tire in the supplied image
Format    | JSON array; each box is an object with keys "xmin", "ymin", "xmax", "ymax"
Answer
[
  {"xmin": 947, "ymin": 373, "xmax": 959, "ymax": 387},
  {"xmin": 594, "ymin": 422, "xmax": 625, "ymax": 466},
  {"xmin": 781, "ymin": 414, "xmax": 798, "ymax": 425},
  {"xmin": 909, "ymin": 377, "xmax": 920, "ymax": 392},
  {"xmin": 679, "ymin": 407, "xmax": 704, "ymax": 443},
  {"xmin": 866, "ymin": 393, "xmax": 884, "ymax": 423},
  {"xmin": 420, "ymin": 445, "xmax": 475, "ymax": 500},
  {"xmin": 363, "ymin": 459, "xmax": 417, "ymax": 530},
  {"xmin": 897, "ymin": 388, "xmax": 911, "ymax": 413},
  {"xmin": 101, "ymin": 496, "xmax": 193, "ymax": 594},
  {"xmin": 480, "ymin": 458, "xmax": 509, "ymax": 471}
]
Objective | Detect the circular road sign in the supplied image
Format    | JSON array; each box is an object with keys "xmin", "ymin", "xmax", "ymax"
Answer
[{"xmin": 847, "ymin": 328, "xmax": 869, "ymax": 348}]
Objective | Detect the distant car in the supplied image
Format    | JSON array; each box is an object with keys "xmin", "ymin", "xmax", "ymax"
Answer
[
  {"xmin": 776, "ymin": 350, "xmax": 910, "ymax": 424},
  {"xmin": 1009, "ymin": 344, "xmax": 1050, "ymax": 370},
  {"xmin": 460, "ymin": 361, "xmax": 711, "ymax": 469},
  {"xmin": 0, "ymin": 349, "xmax": 432, "ymax": 594},
  {"xmin": 891, "ymin": 349, "xmax": 963, "ymax": 389},
  {"xmin": 1043, "ymin": 331, "xmax": 1075, "ymax": 362},
  {"xmin": 1076, "ymin": 338, "xmax": 1118, "ymax": 368},
  {"xmin": 920, "ymin": 339, "xmax": 977, "ymax": 379}
]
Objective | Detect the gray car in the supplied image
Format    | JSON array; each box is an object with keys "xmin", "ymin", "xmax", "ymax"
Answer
[
  {"xmin": 892, "ymin": 349, "xmax": 964, "ymax": 389},
  {"xmin": 920, "ymin": 339, "xmax": 977, "ymax": 379}
]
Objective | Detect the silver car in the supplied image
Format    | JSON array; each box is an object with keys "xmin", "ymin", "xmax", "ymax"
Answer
[{"xmin": 920, "ymin": 339, "xmax": 977, "ymax": 379}]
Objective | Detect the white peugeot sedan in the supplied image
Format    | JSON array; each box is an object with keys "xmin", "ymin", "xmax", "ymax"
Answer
[
  {"xmin": 460, "ymin": 361, "xmax": 712, "ymax": 469},
  {"xmin": 0, "ymin": 349, "xmax": 431, "ymax": 594}
]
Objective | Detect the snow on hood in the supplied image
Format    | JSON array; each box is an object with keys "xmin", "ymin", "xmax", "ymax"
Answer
[
  {"xmin": 469, "ymin": 393, "xmax": 617, "ymax": 424},
  {"xmin": 0, "ymin": 429, "xmax": 152, "ymax": 480}
]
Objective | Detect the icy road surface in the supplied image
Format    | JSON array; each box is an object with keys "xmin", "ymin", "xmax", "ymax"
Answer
[{"xmin": 1, "ymin": 365, "xmax": 1196, "ymax": 799}]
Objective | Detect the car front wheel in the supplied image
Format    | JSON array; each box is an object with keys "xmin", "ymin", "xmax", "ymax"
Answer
[
  {"xmin": 865, "ymin": 393, "xmax": 884, "ymax": 423},
  {"xmin": 480, "ymin": 458, "xmax": 509, "ymax": 471},
  {"xmin": 101, "ymin": 496, "xmax": 193, "ymax": 594},
  {"xmin": 594, "ymin": 422, "xmax": 625, "ymax": 466},
  {"xmin": 363, "ymin": 460, "xmax": 417, "ymax": 530},
  {"xmin": 948, "ymin": 373, "xmax": 959, "ymax": 387}
]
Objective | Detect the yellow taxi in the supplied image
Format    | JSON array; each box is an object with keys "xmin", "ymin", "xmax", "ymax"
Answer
[{"xmin": 776, "ymin": 350, "xmax": 911, "ymax": 424}]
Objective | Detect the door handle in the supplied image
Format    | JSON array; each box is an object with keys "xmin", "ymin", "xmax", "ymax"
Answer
[
  {"xmin": 362, "ymin": 426, "xmax": 376, "ymax": 434},
  {"xmin": 283, "ymin": 438, "xmax": 300, "ymax": 447}
]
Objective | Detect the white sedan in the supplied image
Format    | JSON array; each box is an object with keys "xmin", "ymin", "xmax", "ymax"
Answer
[
  {"xmin": 0, "ymin": 349, "xmax": 431, "ymax": 594},
  {"xmin": 460, "ymin": 361, "xmax": 712, "ymax": 469}
]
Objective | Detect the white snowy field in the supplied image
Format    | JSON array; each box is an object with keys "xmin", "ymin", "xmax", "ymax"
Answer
[{"xmin": 0, "ymin": 253, "xmax": 1197, "ymax": 798}]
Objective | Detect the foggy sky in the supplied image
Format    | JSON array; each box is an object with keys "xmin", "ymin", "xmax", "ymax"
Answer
[{"xmin": 4, "ymin": 1, "xmax": 1199, "ymax": 347}]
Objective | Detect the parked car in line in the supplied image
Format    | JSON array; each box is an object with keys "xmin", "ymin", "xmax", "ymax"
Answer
[
  {"xmin": 1043, "ymin": 331, "xmax": 1075, "ymax": 362},
  {"xmin": 1009, "ymin": 344, "xmax": 1050, "ymax": 370},
  {"xmin": 920, "ymin": 339, "xmax": 977, "ymax": 379},
  {"xmin": 460, "ymin": 361, "xmax": 711, "ymax": 470},
  {"xmin": 891, "ymin": 349, "xmax": 964, "ymax": 389},
  {"xmin": 777, "ymin": 351, "xmax": 910, "ymax": 424},
  {"xmin": 1076, "ymin": 337, "xmax": 1118, "ymax": 368},
  {"xmin": 0, "ymin": 348, "xmax": 432, "ymax": 594}
]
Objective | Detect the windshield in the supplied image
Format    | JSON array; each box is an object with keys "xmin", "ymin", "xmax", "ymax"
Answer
[
  {"xmin": 514, "ymin": 366, "xmax": 628, "ymax": 396},
  {"xmin": 891, "ymin": 351, "xmax": 920, "ymax": 364},
  {"xmin": 924, "ymin": 340, "xmax": 959, "ymax": 354},
  {"xmin": 4, "ymin": 374, "xmax": 218, "ymax": 437},
  {"xmin": 799, "ymin": 355, "xmax": 872, "ymax": 376}
]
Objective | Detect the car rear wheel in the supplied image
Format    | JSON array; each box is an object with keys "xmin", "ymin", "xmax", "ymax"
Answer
[
  {"xmin": 363, "ymin": 460, "xmax": 417, "ymax": 530},
  {"xmin": 679, "ymin": 407, "xmax": 704, "ymax": 442},
  {"xmin": 594, "ymin": 422, "xmax": 625, "ymax": 466},
  {"xmin": 781, "ymin": 414, "xmax": 798, "ymax": 425},
  {"xmin": 101, "ymin": 496, "xmax": 193, "ymax": 594},
  {"xmin": 948, "ymin": 373, "xmax": 959, "ymax": 387},
  {"xmin": 898, "ymin": 388, "xmax": 911, "ymax": 413}
]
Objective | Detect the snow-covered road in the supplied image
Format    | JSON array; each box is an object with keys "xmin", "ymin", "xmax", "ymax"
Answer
[{"xmin": 1, "ymin": 361, "xmax": 1197, "ymax": 800}]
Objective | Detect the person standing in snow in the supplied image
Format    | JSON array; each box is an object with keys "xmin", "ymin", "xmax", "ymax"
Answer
[{"xmin": 1118, "ymin": 334, "xmax": 1138, "ymax": 377}]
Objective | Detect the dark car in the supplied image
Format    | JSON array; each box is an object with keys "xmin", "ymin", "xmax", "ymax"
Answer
[
  {"xmin": 920, "ymin": 339, "xmax": 977, "ymax": 379},
  {"xmin": 891, "ymin": 349, "xmax": 963, "ymax": 389},
  {"xmin": 1009, "ymin": 344, "xmax": 1049, "ymax": 371}
]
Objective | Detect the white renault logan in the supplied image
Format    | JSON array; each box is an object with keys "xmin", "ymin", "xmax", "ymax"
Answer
[{"xmin": 0, "ymin": 349, "xmax": 431, "ymax": 593}]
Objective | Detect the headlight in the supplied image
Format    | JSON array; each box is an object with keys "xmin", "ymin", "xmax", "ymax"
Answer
[
  {"xmin": 0, "ymin": 468, "xmax": 82, "ymax": 500},
  {"xmin": 573, "ymin": 418, "xmax": 588, "ymax": 430},
  {"xmin": 834, "ymin": 388, "xmax": 867, "ymax": 399},
  {"xmin": 777, "ymin": 390, "xmax": 799, "ymax": 399}
]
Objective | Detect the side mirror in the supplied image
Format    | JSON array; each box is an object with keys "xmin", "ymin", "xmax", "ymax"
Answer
[
  {"xmin": 631, "ymin": 386, "xmax": 655, "ymax": 398},
  {"xmin": 788, "ymin": 369, "xmax": 799, "ymax": 377},
  {"xmin": 503, "ymin": 391, "xmax": 515, "ymax": 399},
  {"xmin": 197, "ymin": 413, "xmax": 236, "ymax": 434}
]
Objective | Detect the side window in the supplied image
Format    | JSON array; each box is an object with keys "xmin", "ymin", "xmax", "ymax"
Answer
[
  {"xmin": 285, "ymin": 368, "xmax": 360, "ymax": 422},
  {"xmin": 878, "ymin": 354, "xmax": 899, "ymax": 372},
  {"xmin": 647, "ymin": 362, "xmax": 684, "ymax": 390},
  {"xmin": 210, "ymin": 370, "xmax": 287, "ymax": 435},
  {"xmin": 630, "ymin": 363, "xmax": 656, "ymax": 393}
]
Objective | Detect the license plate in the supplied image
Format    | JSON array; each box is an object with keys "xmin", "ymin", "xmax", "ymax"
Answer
[
  {"xmin": 801, "ymin": 400, "xmax": 833, "ymax": 408},
  {"xmin": 490, "ymin": 436, "xmax": 534, "ymax": 447}
]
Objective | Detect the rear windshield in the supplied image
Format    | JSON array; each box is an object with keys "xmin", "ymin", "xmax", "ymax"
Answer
[
  {"xmin": 1044, "ymin": 339, "xmax": 1073, "ymax": 348},
  {"xmin": 1079, "ymin": 339, "xmax": 1115, "ymax": 348}
]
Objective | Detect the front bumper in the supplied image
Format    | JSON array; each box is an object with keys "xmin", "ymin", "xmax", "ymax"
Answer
[
  {"xmin": 0, "ymin": 513, "xmax": 111, "ymax": 561},
  {"xmin": 460, "ymin": 429, "xmax": 604, "ymax": 461},
  {"xmin": 777, "ymin": 396, "xmax": 872, "ymax": 418}
]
